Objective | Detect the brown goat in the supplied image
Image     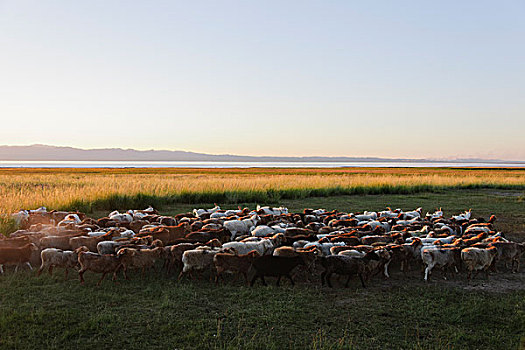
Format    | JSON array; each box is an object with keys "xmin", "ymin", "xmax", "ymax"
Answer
[
  {"xmin": 0, "ymin": 243, "xmax": 39, "ymax": 273},
  {"xmin": 213, "ymin": 250, "xmax": 260, "ymax": 284},
  {"xmin": 117, "ymin": 247, "xmax": 165, "ymax": 279},
  {"xmin": 77, "ymin": 249, "xmax": 122, "ymax": 286}
]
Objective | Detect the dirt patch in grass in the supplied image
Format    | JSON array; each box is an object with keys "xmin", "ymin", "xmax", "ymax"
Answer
[
  {"xmin": 489, "ymin": 191, "xmax": 524, "ymax": 197},
  {"xmin": 302, "ymin": 260, "xmax": 525, "ymax": 294}
]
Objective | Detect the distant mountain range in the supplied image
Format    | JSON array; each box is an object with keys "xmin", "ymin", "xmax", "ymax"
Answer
[{"xmin": 0, "ymin": 144, "xmax": 523, "ymax": 164}]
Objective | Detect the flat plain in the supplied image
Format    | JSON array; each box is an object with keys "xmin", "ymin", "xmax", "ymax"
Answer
[{"xmin": 0, "ymin": 168, "xmax": 524, "ymax": 349}]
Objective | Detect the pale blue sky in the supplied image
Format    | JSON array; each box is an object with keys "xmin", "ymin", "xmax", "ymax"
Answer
[{"xmin": 1, "ymin": 1, "xmax": 524, "ymax": 159}]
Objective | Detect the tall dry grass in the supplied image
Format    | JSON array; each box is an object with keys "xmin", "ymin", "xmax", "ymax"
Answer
[{"xmin": 1, "ymin": 168, "xmax": 524, "ymax": 216}]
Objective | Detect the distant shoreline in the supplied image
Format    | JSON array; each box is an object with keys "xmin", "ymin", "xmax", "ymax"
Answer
[
  {"xmin": 1, "ymin": 160, "xmax": 524, "ymax": 169},
  {"xmin": 0, "ymin": 144, "xmax": 523, "ymax": 164}
]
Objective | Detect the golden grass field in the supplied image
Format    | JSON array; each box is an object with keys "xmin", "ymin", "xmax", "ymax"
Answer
[{"xmin": 1, "ymin": 167, "xmax": 524, "ymax": 216}]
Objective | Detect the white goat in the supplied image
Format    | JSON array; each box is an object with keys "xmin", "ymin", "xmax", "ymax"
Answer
[
  {"xmin": 109, "ymin": 212, "xmax": 133, "ymax": 224},
  {"xmin": 452, "ymin": 210, "xmax": 472, "ymax": 221},
  {"xmin": 250, "ymin": 225, "xmax": 275, "ymax": 237},
  {"xmin": 193, "ymin": 205, "xmax": 221, "ymax": 217},
  {"xmin": 222, "ymin": 233, "xmax": 283, "ymax": 256},
  {"xmin": 256, "ymin": 205, "xmax": 288, "ymax": 215},
  {"xmin": 224, "ymin": 214, "xmax": 260, "ymax": 239}
]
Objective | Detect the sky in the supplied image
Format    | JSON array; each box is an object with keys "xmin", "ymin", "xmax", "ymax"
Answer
[{"xmin": 0, "ymin": 1, "xmax": 524, "ymax": 160}]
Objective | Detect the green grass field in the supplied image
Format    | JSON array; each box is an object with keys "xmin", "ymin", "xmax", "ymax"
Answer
[
  {"xmin": 1, "ymin": 271, "xmax": 523, "ymax": 349},
  {"xmin": 1, "ymin": 188, "xmax": 524, "ymax": 349}
]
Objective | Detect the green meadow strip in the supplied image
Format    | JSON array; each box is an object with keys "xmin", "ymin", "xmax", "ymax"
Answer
[{"xmin": 64, "ymin": 183, "xmax": 525, "ymax": 213}]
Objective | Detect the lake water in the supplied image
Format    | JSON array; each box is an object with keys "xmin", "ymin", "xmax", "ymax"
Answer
[{"xmin": 0, "ymin": 161, "xmax": 523, "ymax": 168}]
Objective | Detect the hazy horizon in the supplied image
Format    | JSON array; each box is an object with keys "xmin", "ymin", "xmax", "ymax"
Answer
[
  {"xmin": 1, "ymin": 1, "xmax": 524, "ymax": 160},
  {"xmin": 1, "ymin": 144, "xmax": 524, "ymax": 162}
]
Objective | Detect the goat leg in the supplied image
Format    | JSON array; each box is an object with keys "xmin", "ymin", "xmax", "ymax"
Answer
[
  {"xmin": 78, "ymin": 269, "xmax": 86, "ymax": 284},
  {"xmin": 250, "ymin": 275, "xmax": 258, "ymax": 287},
  {"xmin": 123, "ymin": 266, "xmax": 130, "ymax": 280},
  {"xmin": 383, "ymin": 261, "xmax": 391, "ymax": 278},
  {"xmin": 326, "ymin": 273, "xmax": 333, "ymax": 288},
  {"xmin": 286, "ymin": 274, "xmax": 294, "ymax": 286},
  {"xmin": 260, "ymin": 276, "xmax": 268, "ymax": 286},
  {"xmin": 97, "ymin": 272, "xmax": 108, "ymax": 286},
  {"xmin": 344, "ymin": 275, "xmax": 351, "ymax": 288},
  {"xmin": 359, "ymin": 273, "xmax": 366, "ymax": 288}
]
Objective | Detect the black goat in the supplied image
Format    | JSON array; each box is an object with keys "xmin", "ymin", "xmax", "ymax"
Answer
[
  {"xmin": 320, "ymin": 251, "xmax": 380, "ymax": 288},
  {"xmin": 250, "ymin": 255, "xmax": 305, "ymax": 287}
]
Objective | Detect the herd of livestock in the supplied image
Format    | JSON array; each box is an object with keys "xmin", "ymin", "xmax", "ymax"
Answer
[{"xmin": 1, "ymin": 204, "xmax": 524, "ymax": 287}]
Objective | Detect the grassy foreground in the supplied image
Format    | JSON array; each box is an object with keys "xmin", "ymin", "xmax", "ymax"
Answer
[
  {"xmin": 1, "ymin": 189, "xmax": 524, "ymax": 349},
  {"xmin": 1, "ymin": 270, "xmax": 523, "ymax": 350}
]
